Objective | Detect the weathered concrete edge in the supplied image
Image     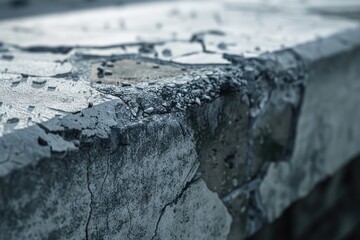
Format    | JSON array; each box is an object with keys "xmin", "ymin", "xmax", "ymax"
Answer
[
  {"xmin": 258, "ymin": 26, "xmax": 360, "ymax": 223},
  {"xmin": 1, "ymin": 26, "xmax": 359, "ymax": 177},
  {"xmin": 0, "ymin": 26, "xmax": 360, "ymax": 239}
]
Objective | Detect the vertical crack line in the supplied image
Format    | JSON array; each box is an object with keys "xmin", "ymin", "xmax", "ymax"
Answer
[
  {"xmin": 0, "ymin": 145, "xmax": 12, "ymax": 165},
  {"xmin": 151, "ymin": 205, "xmax": 166, "ymax": 240},
  {"xmin": 178, "ymin": 122, "xmax": 187, "ymax": 138},
  {"xmin": 85, "ymin": 156, "xmax": 94, "ymax": 240},
  {"xmin": 126, "ymin": 203, "xmax": 133, "ymax": 240},
  {"xmin": 100, "ymin": 157, "xmax": 109, "ymax": 192},
  {"xmin": 150, "ymin": 177, "xmax": 200, "ymax": 240}
]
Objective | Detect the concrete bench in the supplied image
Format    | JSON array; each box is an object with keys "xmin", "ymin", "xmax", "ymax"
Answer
[{"xmin": 1, "ymin": 0, "xmax": 360, "ymax": 239}]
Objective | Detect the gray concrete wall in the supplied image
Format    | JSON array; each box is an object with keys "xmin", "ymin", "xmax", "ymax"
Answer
[
  {"xmin": 1, "ymin": 0, "xmax": 360, "ymax": 239},
  {"xmin": 252, "ymin": 156, "xmax": 360, "ymax": 240}
]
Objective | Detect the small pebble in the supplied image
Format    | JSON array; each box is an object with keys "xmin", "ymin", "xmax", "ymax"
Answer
[
  {"xmin": 28, "ymin": 106, "xmax": 35, "ymax": 112},
  {"xmin": 97, "ymin": 66, "xmax": 105, "ymax": 73},
  {"xmin": 11, "ymin": 80, "xmax": 21, "ymax": 86},
  {"xmin": 104, "ymin": 70, "xmax": 113, "ymax": 76},
  {"xmin": 203, "ymin": 95, "xmax": 211, "ymax": 101},
  {"xmin": 162, "ymin": 102, "xmax": 170, "ymax": 107},
  {"xmin": 195, "ymin": 97, "xmax": 201, "ymax": 105},
  {"xmin": 106, "ymin": 62, "xmax": 114, "ymax": 67},
  {"xmin": 32, "ymin": 79, "xmax": 47, "ymax": 85},
  {"xmin": 162, "ymin": 49, "xmax": 172, "ymax": 57},
  {"xmin": 7, "ymin": 118, "xmax": 19, "ymax": 124},
  {"xmin": 130, "ymin": 109, "xmax": 138, "ymax": 117},
  {"xmin": 144, "ymin": 107, "xmax": 154, "ymax": 114},
  {"xmin": 175, "ymin": 103, "xmax": 183, "ymax": 110}
]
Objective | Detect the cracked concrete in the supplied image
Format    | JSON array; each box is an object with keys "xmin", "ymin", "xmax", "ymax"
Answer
[
  {"xmin": 1, "ymin": 0, "xmax": 360, "ymax": 239},
  {"xmin": 155, "ymin": 179, "xmax": 232, "ymax": 240},
  {"xmin": 0, "ymin": 0, "xmax": 358, "ymax": 136}
]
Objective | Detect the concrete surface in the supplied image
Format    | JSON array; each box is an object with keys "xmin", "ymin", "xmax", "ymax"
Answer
[
  {"xmin": 0, "ymin": 0, "xmax": 360, "ymax": 239},
  {"xmin": 252, "ymin": 156, "xmax": 360, "ymax": 240}
]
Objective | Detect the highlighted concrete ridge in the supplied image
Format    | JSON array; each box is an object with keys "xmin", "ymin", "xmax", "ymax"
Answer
[{"xmin": 0, "ymin": 0, "xmax": 360, "ymax": 239}]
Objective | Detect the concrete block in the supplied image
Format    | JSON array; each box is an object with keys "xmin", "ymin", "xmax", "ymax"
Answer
[{"xmin": 1, "ymin": 0, "xmax": 360, "ymax": 239}]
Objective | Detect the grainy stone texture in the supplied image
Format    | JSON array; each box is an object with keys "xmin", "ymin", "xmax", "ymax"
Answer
[{"xmin": 1, "ymin": 0, "xmax": 360, "ymax": 239}]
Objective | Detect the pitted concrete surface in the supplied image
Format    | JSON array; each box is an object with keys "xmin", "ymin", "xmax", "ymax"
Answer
[
  {"xmin": 1, "ymin": 0, "xmax": 360, "ymax": 240},
  {"xmin": 0, "ymin": 0, "xmax": 358, "ymax": 136},
  {"xmin": 90, "ymin": 60, "xmax": 187, "ymax": 85}
]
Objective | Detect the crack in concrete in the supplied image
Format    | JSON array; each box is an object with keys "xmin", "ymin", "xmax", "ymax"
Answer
[
  {"xmin": 0, "ymin": 142, "xmax": 12, "ymax": 164},
  {"xmin": 0, "ymin": 31, "xmax": 310, "ymax": 239},
  {"xmin": 0, "ymin": 154, "xmax": 10, "ymax": 164},
  {"xmin": 100, "ymin": 157, "xmax": 109, "ymax": 192},
  {"xmin": 190, "ymin": 30, "xmax": 226, "ymax": 53},
  {"xmin": 126, "ymin": 202, "xmax": 133, "ymax": 240},
  {"xmin": 85, "ymin": 154, "xmax": 95, "ymax": 240},
  {"xmin": 150, "ymin": 176, "xmax": 201, "ymax": 240},
  {"xmin": 46, "ymin": 107, "xmax": 72, "ymax": 114},
  {"xmin": 222, "ymin": 178, "xmax": 261, "ymax": 203}
]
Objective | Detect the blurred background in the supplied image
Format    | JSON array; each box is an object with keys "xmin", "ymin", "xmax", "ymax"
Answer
[
  {"xmin": 0, "ymin": 0, "xmax": 148, "ymax": 19},
  {"xmin": 1, "ymin": 0, "xmax": 360, "ymax": 20}
]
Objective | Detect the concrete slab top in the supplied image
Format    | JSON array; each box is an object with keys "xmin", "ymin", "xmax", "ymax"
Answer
[{"xmin": 0, "ymin": 0, "xmax": 359, "ymax": 136}]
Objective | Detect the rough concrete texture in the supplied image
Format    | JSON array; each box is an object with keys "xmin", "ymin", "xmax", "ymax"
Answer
[
  {"xmin": 1, "ymin": 0, "xmax": 360, "ymax": 239},
  {"xmin": 259, "ymin": 30, "xmax": 360, "ymax": 222},
  {"xmin": 252, "ymin": 156, "xmax": 360, "ymax": 240}
]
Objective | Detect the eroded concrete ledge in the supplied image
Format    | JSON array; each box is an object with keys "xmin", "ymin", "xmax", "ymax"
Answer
[
  {"xmin": 0, "ymin": 49, "xmax": 304, "ymax": 239},
  {"xmin": 1, "ymin": 1, "xmax": 360, "ymax": 239}
]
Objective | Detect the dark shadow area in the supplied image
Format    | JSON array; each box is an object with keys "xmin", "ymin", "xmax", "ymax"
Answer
[
  {"xmin": 309, "ymin": 6, "xmax": 360, "ymax": 22},
  {"xmin": 250, "ymin": 155, "xmax": 360, "ymax": 240}
]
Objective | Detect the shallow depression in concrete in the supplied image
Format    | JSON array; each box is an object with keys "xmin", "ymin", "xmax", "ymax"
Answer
[{"xmin": 91, "ymin": 59, "xmax": 187, "ymax": 85}]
